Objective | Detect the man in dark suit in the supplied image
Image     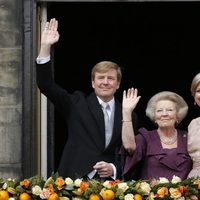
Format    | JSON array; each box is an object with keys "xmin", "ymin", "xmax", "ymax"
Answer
[{"xmin": 36, "ymin": 18, "xmax": 138, "ymax": 180}]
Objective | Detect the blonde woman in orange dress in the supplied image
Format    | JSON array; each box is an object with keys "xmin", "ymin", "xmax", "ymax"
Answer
[{"xmin": 188, "ymin": 72, "xmax": 200, "ymax": 178}]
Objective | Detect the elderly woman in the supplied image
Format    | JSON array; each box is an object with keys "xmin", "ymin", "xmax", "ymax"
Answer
[
  {"xmin": 187, "ymin": 72, "xmax": 200, "ymax": 178},
  {"xmin": 121, "ymin": 89, "xmax": 192, "ymax": 181}
]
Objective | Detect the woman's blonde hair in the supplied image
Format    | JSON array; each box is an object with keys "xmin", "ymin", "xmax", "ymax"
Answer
[
  {"xmin": 191, "ymin": 72, "xmax": 200, "ymax": 97},
  {"xmin": 146, "ymin": 91, "xmax": 188, "ymax": 125}
]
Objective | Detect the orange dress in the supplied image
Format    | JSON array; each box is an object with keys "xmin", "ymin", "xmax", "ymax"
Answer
[{"xmin": 187, "ymin": 117, "xmax": 200, "ymax": 178}]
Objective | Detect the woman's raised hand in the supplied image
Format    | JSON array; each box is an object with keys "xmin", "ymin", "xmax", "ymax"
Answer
[{"xmin": 122, "ymin": 88, "xmax": 141, "ymax": 112}]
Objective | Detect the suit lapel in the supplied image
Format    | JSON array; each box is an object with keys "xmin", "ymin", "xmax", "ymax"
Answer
[
  {"xmin": 87, "ymin": 93, "xmax": 106, "ymax": 150},
  {"xmin": 108, "ymin": 99, "xmax": 122, "ymax": 146}
]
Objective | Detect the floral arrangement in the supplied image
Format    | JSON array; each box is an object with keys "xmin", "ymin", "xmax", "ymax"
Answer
[{"xmin": 0, "ymin": 172, "xmax": 200, "ymax": 200}]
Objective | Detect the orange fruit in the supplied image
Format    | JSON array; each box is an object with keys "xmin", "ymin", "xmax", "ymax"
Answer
[
  {"xmin": 101, "ymin": 189, "xmax": 115, "ymax": 200},
  {"xmin": 48, "ymin": 192, "xmax": 59, "ymax": 200},
  {"xmin": 134, "ymin": 193, "xmax": 143, "ymax": 200},
  {"xmin": 0, "ymin": 190, "xmax": 9, "ymax": 200},
  {"xmin": 19, "ymin": 192, "xmax": 31, "ymax": 200},
  {"xmin": 89, "ymin": 194, "xmax": 101, "ymax": 200}
]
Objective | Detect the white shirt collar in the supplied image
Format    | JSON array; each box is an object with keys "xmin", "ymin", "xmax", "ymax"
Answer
[{"xmin": 97, "ymin": 97, "xmax": 115, "ymax": 111}]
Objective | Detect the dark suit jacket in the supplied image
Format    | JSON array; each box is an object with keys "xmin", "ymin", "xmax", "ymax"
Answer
[{"xmin": 36, "ymin": 61, "xmax": 138, "ymax": 180}]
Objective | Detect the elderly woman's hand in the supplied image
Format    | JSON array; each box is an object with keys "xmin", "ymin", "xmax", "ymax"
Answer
[
  {"xmin": 122, "ymin": 88, "xmax": 141, "ymax": 114},
  {"xmin": 122, "ymin": 88, "xmax": 140, "ymax": 155}
]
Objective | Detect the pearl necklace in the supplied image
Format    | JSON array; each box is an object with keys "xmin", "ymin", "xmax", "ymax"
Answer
[{"xmin": 158, "ymin": 130, "xmax": 177, "ymax": 145}]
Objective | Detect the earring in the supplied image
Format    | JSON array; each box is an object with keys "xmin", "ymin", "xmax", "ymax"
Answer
[{"xmin": 194, "ymin": 101, "xmax": 196, "ymax": 105}]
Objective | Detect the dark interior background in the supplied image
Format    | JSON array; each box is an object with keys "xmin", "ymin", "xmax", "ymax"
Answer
[{"xmin": 48, "ymin": 2, "xmax": 200, "ymax": 171}]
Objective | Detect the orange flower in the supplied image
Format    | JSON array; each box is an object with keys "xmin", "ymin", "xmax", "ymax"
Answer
[
  {"xmin": 193, "ymin": 179, "xmax": 200, "ymax": 189},
  {"xmin": 80, "ymin": 181, "xmax": 89, "ymax": 191},
  {"xmin": 109, "ymin": 179, "xmax": 120, "ymax": 187},
  {"xmin": 46, "ymin": 183, "xmax": 54, "ymax": 194},
  {"xmin": 169, "ymin": 188, "xmax": 181, "ymax": 199},
  {"xmin": 178, "ymin": 185, "xmax": 187, "ymax": 193},
  {"xmin": 20, "ymin": 179, "xmax": 30, "ymax": 189},
  {"xmin": 55, "ymin": 178, "xmax": 65, "ymax": 190},
  {"xmin": 156, "ymin": 187, "xmax": 168, "ymax": 198}
]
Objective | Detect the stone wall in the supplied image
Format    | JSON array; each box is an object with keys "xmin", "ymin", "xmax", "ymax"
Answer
[{"xmin": 0, "ymin": 0, "xmax": 22, "ymax": 178}]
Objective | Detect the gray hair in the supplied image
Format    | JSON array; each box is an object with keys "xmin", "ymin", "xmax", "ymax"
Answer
[{"xmin": 146, "ymin": 91, "xmax": 188, "ymax": 125}]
